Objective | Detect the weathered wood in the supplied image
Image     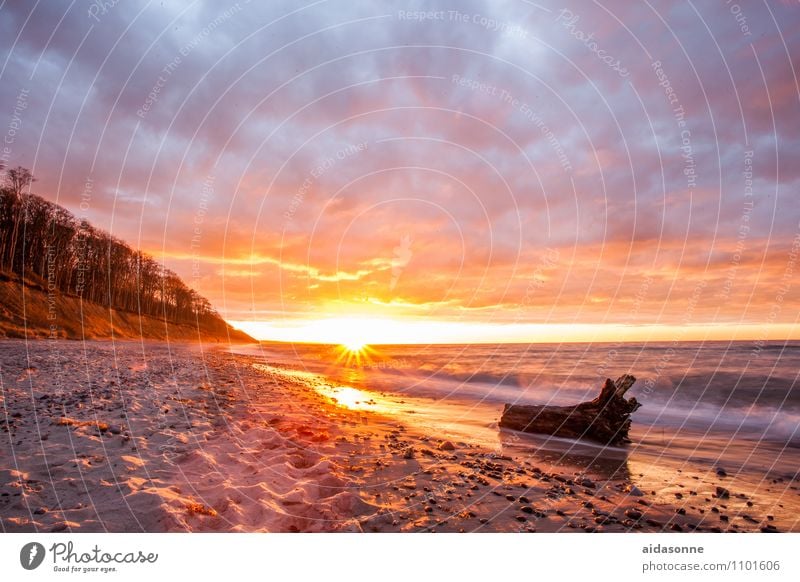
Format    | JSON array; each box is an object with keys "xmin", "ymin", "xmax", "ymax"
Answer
[{"xmin": 499, "ymin": 374, "xmax": 640, "ymax": 445}]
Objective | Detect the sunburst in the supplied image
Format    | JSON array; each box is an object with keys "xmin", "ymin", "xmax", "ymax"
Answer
[{"xmin": 335, "ymin": 340, "xmax": 373, "ymax": 367}]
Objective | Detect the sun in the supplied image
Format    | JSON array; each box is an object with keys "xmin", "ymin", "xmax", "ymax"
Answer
[
  {"xmin": 342, "ymin": 339, "xmax": 367, "ymax": 352},
  {"xmin": 335, "ymin": 335, "xmax": 372, "ymax": 367}
]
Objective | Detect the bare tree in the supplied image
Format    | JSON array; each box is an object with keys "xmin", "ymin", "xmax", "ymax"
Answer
[
  {"xmin": 2, "ymin": 166, "xmax": 36, "ymax": 271},
  {"xmin": 6, "ymin": 166, "xmax": 35, "ymax": 196},
  {"xmin": 0, "ymin": 166, "xmax": 221, "ymax": 328}
]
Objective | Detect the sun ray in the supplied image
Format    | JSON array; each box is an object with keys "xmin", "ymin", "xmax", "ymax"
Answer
[{"xmin": 335, "ymin": 341, "xmax": 374, "ymax": 368}]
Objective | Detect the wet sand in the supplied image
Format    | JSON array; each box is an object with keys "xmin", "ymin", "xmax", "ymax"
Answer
[{"xmin": 1, "ymin": 340, "xmax": 797, "ymax": 532}]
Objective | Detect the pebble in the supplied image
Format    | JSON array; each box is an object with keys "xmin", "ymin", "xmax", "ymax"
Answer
[
  {"xmin": 625, "ymin": 484, "xmax": 645, "ymax": 496},
  {"xmin": 624, "ymin": 508, "xmax": 642, "ymax": 520},
  {"xmin": 438, "ymin": 441, "xmax": 456, "ymax": 451},
  {"xmin": 594, "ymin": 516, "xmax": 610, "ymax": 525},
  {"xmin": 715, "ymin": 486, "xmax": 731, "ymax": 499}
]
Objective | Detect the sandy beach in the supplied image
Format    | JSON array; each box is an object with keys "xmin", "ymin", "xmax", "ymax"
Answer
[{"xmin": 1, "ymin": 339, "xmax": 798, "ymax": 533}]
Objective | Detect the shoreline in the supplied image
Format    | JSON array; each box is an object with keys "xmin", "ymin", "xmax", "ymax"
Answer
[{"xmin": 1, "ymin": 340, "xmax": 797, "ymax": 532}]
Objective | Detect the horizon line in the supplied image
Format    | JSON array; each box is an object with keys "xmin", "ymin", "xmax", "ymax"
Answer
[{"xmin": 227, "ymin": 318, "xmax": 800, "ymax": 345}]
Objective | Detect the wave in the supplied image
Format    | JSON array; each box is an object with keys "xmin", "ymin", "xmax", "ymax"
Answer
[
  {"xmin": 233, "ymin": 340, "xmax": 800, "ymax": 444},
  {"xmin": 359, "ymin": 363, "xmax": 800, "ymax": 444}
]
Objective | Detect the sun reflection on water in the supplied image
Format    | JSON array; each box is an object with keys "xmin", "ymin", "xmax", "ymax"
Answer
[{"xmin": 316, "ymin": 385, "xmax": 379, "ymax": 411}]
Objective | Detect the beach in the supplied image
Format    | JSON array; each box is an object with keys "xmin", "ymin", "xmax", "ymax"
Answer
[{"xmin": 1, "ymin": 339, "xmax": 798, "ymax": 533}]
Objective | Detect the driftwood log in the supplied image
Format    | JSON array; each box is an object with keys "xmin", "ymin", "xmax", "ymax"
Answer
[{"xmin": 499, "ymin": 375, "xmax": 640, "ymax": 445}]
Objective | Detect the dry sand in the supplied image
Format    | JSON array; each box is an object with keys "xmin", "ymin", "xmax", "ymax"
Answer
[{"xmin": 1, "ymin": 340, "xmax": 796, "ymax": 532}]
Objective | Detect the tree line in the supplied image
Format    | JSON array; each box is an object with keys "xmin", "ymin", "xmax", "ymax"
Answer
[{"xmin": 0, "ymin": 165, "xmax": 220, "ymax": 326}]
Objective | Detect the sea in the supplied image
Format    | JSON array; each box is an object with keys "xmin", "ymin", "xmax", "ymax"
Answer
[{"xmin": 231, "ymin": 340, "xmax": 800, "ymax": 489}]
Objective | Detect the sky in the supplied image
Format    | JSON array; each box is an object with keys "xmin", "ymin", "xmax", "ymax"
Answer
[{"xmin": 1, "ymin": 1, "xmax": 799, "ymax": 343}]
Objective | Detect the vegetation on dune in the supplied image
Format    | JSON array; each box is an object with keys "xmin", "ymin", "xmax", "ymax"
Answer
[{"xmin": 0, "ymin": 165, "xmax": 250, "ymax": 341}]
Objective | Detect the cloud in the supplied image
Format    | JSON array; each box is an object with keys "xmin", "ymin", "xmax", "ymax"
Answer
[{"xmin": 1, "ymin": 0, "xmax": 798, "ymax": 331}]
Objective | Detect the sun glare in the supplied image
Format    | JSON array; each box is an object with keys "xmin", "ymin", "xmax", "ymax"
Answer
[
  {"xmin": 342, "ymin": 339, "xmax": 367, "ymax": 352},
  {"xmin": 336, "ymin": 336, "xmax": 372, "ymax": 367}
]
